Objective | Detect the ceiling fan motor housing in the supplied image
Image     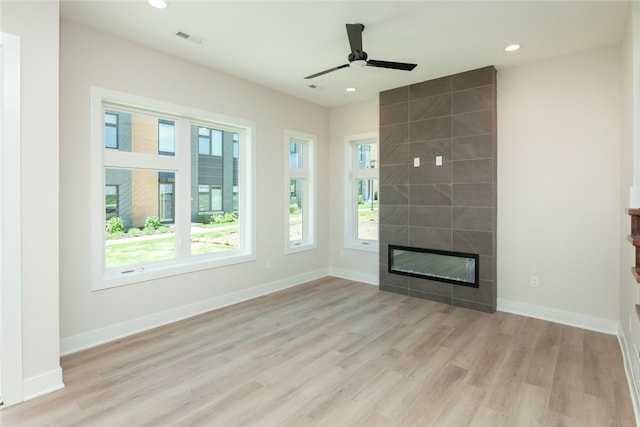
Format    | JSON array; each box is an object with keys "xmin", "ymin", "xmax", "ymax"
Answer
[{"xmin": 348, "ymin": 51, "xmax": 368, "ymax": 62}]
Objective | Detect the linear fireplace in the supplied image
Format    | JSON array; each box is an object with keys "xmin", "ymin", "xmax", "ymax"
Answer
[{"xmin": 388, "ymin": 245, "xmax": 479, "ymax": 288}]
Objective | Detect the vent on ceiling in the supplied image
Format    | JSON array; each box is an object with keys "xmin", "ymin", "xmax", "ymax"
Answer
[{"xmin": 175, "ymin": 31, "xmax": 204, "ymax": 45}]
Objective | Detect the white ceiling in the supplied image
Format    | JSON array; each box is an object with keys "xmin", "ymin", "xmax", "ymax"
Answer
[{"xmin": 60, "ymin": 0, "xmax": 629, "ymax": 108}]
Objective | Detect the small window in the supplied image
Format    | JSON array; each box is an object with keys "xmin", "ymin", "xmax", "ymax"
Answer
[
  {"xmin": 158, "ymin": 119, "xmax": 175, "ymax": 156},
  {"xmin": 285, "ymin": 130, "xmax": 316, "ymax": 253},
  {"xmin": 198, "ymin": 184, "xmax": 222, "ymax": 212},
  {"xmin": 346, "ymin": 134, "xmax": 379, "ymax": 251},
  {"xmin": 104, "ymin": 112, "xmax": 118, "ymax": 149},
  {"xmin": 158, "ymin": 173, "xmax": 175, "ymax": 222},
  {"xmin": 197, "ymin": 127, "xmax": 223, "ymax": 156}
]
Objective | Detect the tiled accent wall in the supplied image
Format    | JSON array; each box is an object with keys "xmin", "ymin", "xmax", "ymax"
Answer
[{"xmin": 378, "ymin": 66, "xmax": 497, "ymax": 313}]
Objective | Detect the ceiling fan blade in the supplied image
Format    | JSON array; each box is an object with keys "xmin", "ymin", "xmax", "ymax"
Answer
[
  {"xmin": 367, "ymin": 59, "xmax": 417, "ymax": 71},
  {"xmin": 304, "ymin": 63, "xmax": 350, "ymax": 79},
  {"xmin": 345, "ymin": 23, "xmax": 365, "ymax": 56}
]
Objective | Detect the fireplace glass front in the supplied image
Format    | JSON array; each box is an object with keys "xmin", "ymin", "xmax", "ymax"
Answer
[{"xmin": 388, "ymin": 245, "xmax": 479, "ymax": 288}]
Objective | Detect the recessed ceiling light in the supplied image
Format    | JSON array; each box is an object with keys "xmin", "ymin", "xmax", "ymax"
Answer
[
  {"xmin": 504, "ymin": 44, "xmax": 521, "ymax": 52},
  {"xmin": 148, "ymin": 0, "xmax": 168, "ymax": 9},
  {"xmin": 346, "ymin": 87, "xmax": 357, "ymax": 93}
]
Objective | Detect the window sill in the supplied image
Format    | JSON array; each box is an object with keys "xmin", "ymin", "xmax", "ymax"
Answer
[
  {"xmin": 345, "ymin": 241, "xmax": 379, "ymax": 253},
  {"xmin": 93, "ymin": 252, "xmax": 256, "ymax": 291},
  {"xmin": 285, "ymin": 242, "xmax": 317, "ymax": 255}
]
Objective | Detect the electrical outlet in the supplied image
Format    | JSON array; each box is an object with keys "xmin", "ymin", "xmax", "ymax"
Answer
[
  {"xmin": 266, "ymin": 260, "xmax": 272, "ymax": 269},
  {"xmin": 530, "ymin": 276, "xmax": 539, "ymax": 287}
]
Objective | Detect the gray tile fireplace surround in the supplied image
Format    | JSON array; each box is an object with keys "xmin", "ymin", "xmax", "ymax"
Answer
[{"xmin": 378, "ymin": 66, "xmax": 497, "ymax": 313}]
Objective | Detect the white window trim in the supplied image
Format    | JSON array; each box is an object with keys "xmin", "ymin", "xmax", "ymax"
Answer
[
  {"xmin": 90, "ymin": 87, "xmax": 256, "ymax": 290},
  {"xmin": 284, "ymin": 129, "xmax": 316, "ymax": 254},
  {"xmin": 345, "ymin": 132, "xmax": 379, "ymax": 253}
]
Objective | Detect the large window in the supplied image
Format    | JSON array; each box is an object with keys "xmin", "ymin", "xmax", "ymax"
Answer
[
  {"xmin": 346, "ymin": 134, "xmax": 378, "ymax": 251},
  {"xmin": 285, "ymin": 130, "xmax": 316, "ymax": 253},
  {"xmin": 92, "ymin": 88, "xmax": 255, "ymax": 290}
]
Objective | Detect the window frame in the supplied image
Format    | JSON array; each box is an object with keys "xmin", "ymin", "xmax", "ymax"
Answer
[
  {"xmin": 284, "ymin": 129, "xmax": 316, "ymax": 254},
  {"xmin": 345, "ymin": 132, "xmax": 379, "ymax": 252},
  {"xmin": 90, "ymin": 87, "xmax": 256, "ymax": 290}
]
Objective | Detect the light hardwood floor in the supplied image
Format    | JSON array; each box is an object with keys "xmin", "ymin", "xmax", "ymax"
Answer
[{"xmin": 1, "ymin": 277, "xmax": 636, "ymax": 426}]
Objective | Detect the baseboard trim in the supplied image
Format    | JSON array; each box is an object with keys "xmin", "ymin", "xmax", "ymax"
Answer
[
  {"xmin": 497, "ymin": 298, "xmax": 617, "ymax": 334},
  {"xmin": 329, "ymin": 267, "xmax": 378, "ymax": 286},
  {"xmin": 23, "ymin": 367, "xmax": 64, "ymax": 401},
  {"xmin": 60, "ymin": 268, "xmax": 329, "ymax": 356},
  {"xmin": 617, "ymin": 325, "xmax": 640, "ymax": 426}
]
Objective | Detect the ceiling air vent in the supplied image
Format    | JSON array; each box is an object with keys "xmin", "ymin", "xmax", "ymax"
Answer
[{"xmin": 175, "ymin": 31, "xmax": 204, "ymax": 45}]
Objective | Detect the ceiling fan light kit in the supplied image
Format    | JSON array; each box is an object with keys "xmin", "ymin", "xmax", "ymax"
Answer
[{"xmin": 304, "ymin": 23, "xmax": 417, "ymax": 79}]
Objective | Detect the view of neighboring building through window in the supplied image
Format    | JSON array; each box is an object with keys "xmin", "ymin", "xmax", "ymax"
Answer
[
  {"xmin": 94, "ymin": 89, "xmax": 254, "ymax": 289},
  {"xmin": 105, "ymin": 185, "xmax": 119, "ymax": 219},
  {"xmin": 198, "ymin": 184, "xmax": 222, "ymax": 212},
  {"xmin": 104, "ymin": 112, "xmax": 118, "ymax": 149},
  {"xmin": 285, "ymin": 130, "xmax": 316, "ymax": 253},
  {"xmin": 346, "ymin": 135, "xmax": 378, "ymax": 251},
  {"xmin": 194, "ymin": 125, "xmax": 239, "ymax": 218},
  {"xmin": 158, "ymin": 119, "xmax": 175, "ymax": 156}
]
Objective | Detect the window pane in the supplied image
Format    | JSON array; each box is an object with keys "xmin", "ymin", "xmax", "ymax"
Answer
[
  {"xmin": 289, "ymin": 178, "xmax": 304, "ymax": 242},
  {"xmin": 289, "ymin": 141, "xmax": 304, "ymax": 169},
  {"xmin": 159, "ymin": 172, "xmax": 175, "ymax": 222},
  {"xmin": 105, "ymin": 168, "xmax": 176, "ymax": 269},
  {"xmin": 104, "ymin": 112, "xmax": 118, "ymax": 149},
  {"xmin": 357, "ymin": 143, "xmax": 378, "ymax": 170},
  {"xmin": 105, "ymin": 113, "xmax": 117, "ymax": 125},
  {"xmin": 198, "ymin": 185, "xmax": 210, "ymax": 212},
  {"xmin": 232, "ymin": 185, "xmax": 239, "ymax": 211},
  {"xmin": 198, "ymin": 136, "xmax": 210, "ymax": 155},
  {"xmin": 158, "ymin": 119, "xmax": 175, "ymax": 155},
  {"xmin": 356, "ymin": 178, "xmax": 378, "ymax": 241},
  {"xmin": 105, "ymin": 185, "xmax": 118, "ymax": 219},
  {"xmin": 104, "ymin": 109, "xmax": 180, "ymax": 155},
  {"xmin": 233, "ymin": 133, "xmax": 239, "ymax": 158},
  {"xmin": 211, "ymin": 186, "xmax": 222, "ymax": 211},
  {"xmin": 192, "ymin": 127, "xmax": 241, "ymax": 256},
  {"xmin": 211, "ymin": 129, "xmax": 223, "ymax": 156}
]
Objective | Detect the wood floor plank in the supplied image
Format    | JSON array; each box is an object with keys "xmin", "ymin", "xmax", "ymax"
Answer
[{"xmin": 0, "ymin": 277, "xmax": 635, "ymax": 426}]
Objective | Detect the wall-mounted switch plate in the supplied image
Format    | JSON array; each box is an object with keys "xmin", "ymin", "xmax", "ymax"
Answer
[{"xmin": 436, "ymin": 156, "xmax": 443, "ymax": 166}]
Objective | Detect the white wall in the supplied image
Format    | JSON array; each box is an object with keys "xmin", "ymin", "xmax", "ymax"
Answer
[
  {"xmin": 497, "ymin": 45, "xmax": 622, "ymax": 332},
  {"xmin": 328, "ymin": 99, "xmax": 379, "ymax": 284},
  {"xmin": 1, "ymin": 0, "xmax": 63, "ymax": 401},
  {"xmin": 59, "ymin": 21, "xmax": 330, "ymax": 353}
]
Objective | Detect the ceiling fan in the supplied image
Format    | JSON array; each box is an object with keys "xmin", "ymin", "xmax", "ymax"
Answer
[{"xmin": 304, "ymin": 23, "xmax": 418, "ymax": 79}]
